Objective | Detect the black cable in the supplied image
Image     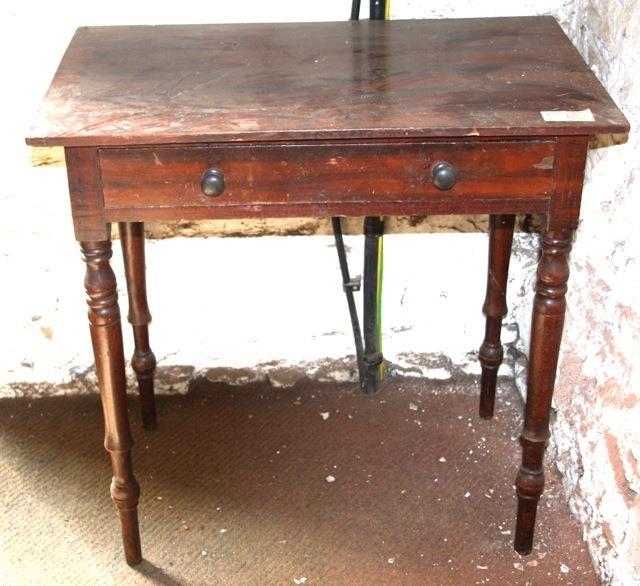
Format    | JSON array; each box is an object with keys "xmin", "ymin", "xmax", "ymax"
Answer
[{"xmin": 331, "ymin": 218, "xmax": 365, "ymax": 386}]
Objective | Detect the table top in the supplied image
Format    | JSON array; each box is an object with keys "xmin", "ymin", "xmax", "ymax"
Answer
[{"xmin": 27, "ymin": 16, "xmax": 628, "ymax": 148}]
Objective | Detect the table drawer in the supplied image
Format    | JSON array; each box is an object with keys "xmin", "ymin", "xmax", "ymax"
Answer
[{"xmin": 99, "ymin": 140, "xmax": 555, "ymax": 210}]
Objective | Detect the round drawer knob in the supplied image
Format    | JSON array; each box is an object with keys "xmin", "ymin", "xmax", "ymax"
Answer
[
  {"xmin": 201, "ymin": 168, "xmax": 225, "ymax": 197},
  {"xmin": 432, "ymin": 161, "xmax": 458, "ymax": 191}
]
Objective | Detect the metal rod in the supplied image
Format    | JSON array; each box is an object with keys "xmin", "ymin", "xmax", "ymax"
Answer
[
  {"xmin": 370, "ymin": 0, "xmax": 386, "ymax": 20},
  {"xmin": 331, "ymin": 218, "xmax": 365, "ymax": 386},
  {"xmin": 361, "ymin": 0, "xmax": 387, "ymax": 392},
  {"xmin": 362, "ymin": 216, "xmax": 384, "ymax": 394},
  {"xmin": 331, "ymin": 0, "xmax": 388, "ymax": 392},
  {"xmin": 350, "ymin": 0, "xmax": 361, "ymax": 20}
]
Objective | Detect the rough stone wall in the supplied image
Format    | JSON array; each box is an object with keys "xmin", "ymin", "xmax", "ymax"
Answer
[{"xmin": 548, "ymin": 1, "xmax": 640, "ymax": 583}]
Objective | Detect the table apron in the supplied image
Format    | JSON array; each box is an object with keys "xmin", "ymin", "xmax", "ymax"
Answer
[
  {"xmin": 98, "ymin": 140, "xmax": 556, "ymax": 220},
  {"xmin": 102, "ymin": 199, "xmax": 548, "ymax": 222}
]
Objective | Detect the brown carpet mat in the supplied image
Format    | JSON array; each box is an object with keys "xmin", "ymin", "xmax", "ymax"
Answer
[{"xmin": 0, "ymin": 377, "xmax": 597, "ymax": 585}]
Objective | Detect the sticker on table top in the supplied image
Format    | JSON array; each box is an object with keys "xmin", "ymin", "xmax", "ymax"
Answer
[{"xmin": 540, "ymin": 108, "xmax": 595, "ymax": 122}]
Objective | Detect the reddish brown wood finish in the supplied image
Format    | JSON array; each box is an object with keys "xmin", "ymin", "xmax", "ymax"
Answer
[
  {"xmin": 81, "ymin": 239, "xmax": 141, "ymax": 566},
  {"xmin": 479, "ymin": 214, "xmax": 515, "ymax": 419},
  {"xmin": 548, "ymin": 136, "xmax": 589, "ymax": 230},
  {"xmin": 28, "ymin": 15, "xmax": 629, "ymax": 567},
  {"xmin": 119, "ymin": 222, "xmax": 157, "ymax": 431},
  {"xmin": 509, "ymin": 134, "xmax": 589, "ymax": 553},
  {"xmin": 104, "ymin": 197, "xmax": 550, "ymax": 224},
  {"xmin": 99, "ymin": 140, "xmax": 556, "ymax": 211},
  {"xmin": 65, "ymin": 147, "xmax": 109, "ymax": 241},
  {"xmin": 26, "ymin": 17, "xmax": 628, "ymax": 147},
  {"xmin": 514, "ymin": 229, "xmax": 573, "ymax": 554}
]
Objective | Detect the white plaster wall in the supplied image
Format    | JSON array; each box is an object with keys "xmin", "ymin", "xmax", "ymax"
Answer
[
  {"xmin": 1, "ymin": 1, "xmax": 638, "ymax": 583},
  {"xmin": 1, "ymin": 0, "xmax": 564, "ymax": 393}
]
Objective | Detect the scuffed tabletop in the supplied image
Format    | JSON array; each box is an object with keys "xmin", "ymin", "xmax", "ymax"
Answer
[{"xmin": 27, "ymin": 17, "xmax": 629, "ymax": 147}]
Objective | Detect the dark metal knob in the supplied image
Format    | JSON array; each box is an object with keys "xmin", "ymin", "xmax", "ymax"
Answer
[
  {"xmin": 201, "ymin": 168, "xmax": 225, "ymax": 197},
  {"xmin": 432, "ymin": 161, "xmax": 458, "ymax": 191}
]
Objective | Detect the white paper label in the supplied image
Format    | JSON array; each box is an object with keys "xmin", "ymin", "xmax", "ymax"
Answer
[{"xmin": 540, "ymin": 108, "xmax": 595, "ymax": 122}]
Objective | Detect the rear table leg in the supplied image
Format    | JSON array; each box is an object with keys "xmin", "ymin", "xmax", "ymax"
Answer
[
  {"xmin": 478, "ymin": 214, "xmax": 515, "ymax": 419},
  {"xmin": 119, "ymin": 222, "xmax": 157, "ymax": 430}
]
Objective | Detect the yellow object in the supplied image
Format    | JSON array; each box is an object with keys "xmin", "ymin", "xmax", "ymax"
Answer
[{"xmin": 376, "ymin": 222, "xmax": 384, "ymax": 377}]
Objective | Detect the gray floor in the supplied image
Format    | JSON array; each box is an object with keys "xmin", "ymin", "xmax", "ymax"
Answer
[{"xmin": 0, "ymin": 376, "xmax": 597, "ymax": 585}]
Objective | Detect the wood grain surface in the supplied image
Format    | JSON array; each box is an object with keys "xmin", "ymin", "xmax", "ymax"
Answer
[
  {"xmin": 27, "ymin": 17, "xmax": 628, "ymax": 147},
  {"xmin": 99, "ymin": 140, "xmax": 556, "ymax": 210},
  {"xmin": 25, "ymin": 11, "xmax": 630, "ymax": 570}
]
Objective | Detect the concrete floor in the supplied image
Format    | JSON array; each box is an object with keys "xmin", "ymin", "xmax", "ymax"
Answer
[{"xmin": 0, "ymin": 376, "xmax": 597, "ymax": 585}]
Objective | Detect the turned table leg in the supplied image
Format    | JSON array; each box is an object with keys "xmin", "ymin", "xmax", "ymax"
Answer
[
  {"xmin": 514, "ymin": 229, "xmax": 572, "ymax": 554},
  {"xmin": 119, "ymin": 222, "xmax": 157, "ymax": 430},
  {"xmin": 478, "ymin": 214, "xmax": 515, "ymax": 418},
  {"xmin": 82, "ymin": 239, "xmax": 142, "ymax": 566}
]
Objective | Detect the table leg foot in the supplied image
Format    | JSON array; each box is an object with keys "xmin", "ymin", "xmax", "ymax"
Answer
[
  {"xmin": 111, "ymin": 452, "xmax": 142, "ymax": 566},
  {"xmin": 135, "ymin": 364, "xmax": 157, "ymax": 431},
  {"xmin": 513, "ymin": 229, "xmax": 572, "ymax": 554},
  {"xmin": 120, "ymin": 222, "xmax": 157, "ymax": 431},
  {"xmin": 82, "ymin": 239, "xmax": 143, "ymax": 565},
  {"xmin": 478, "ymin": 214, "xmax": 514, "ymax": 419},
  {"xmin": 514, "ymin": 444, "xmax": 544, "ymax": 554}
]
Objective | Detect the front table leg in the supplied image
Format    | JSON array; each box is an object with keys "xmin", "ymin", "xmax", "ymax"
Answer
[
  {"xmin": 514, "ymin": 229, "xmax": 572, "ymax": 554},
  {"xmin": 81, "ymin": 239, "xmax": 142, "ymax": 566}
]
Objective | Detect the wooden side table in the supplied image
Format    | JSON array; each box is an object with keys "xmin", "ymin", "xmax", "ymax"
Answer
[{"xmin": 27, "ymin": 17, "xmax": 628, "ymax": 566}]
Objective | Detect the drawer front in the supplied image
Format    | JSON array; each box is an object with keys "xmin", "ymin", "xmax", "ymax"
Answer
[{"xmin": 99, "ymin": 140, "xmax": 555, "ymax": 211}]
